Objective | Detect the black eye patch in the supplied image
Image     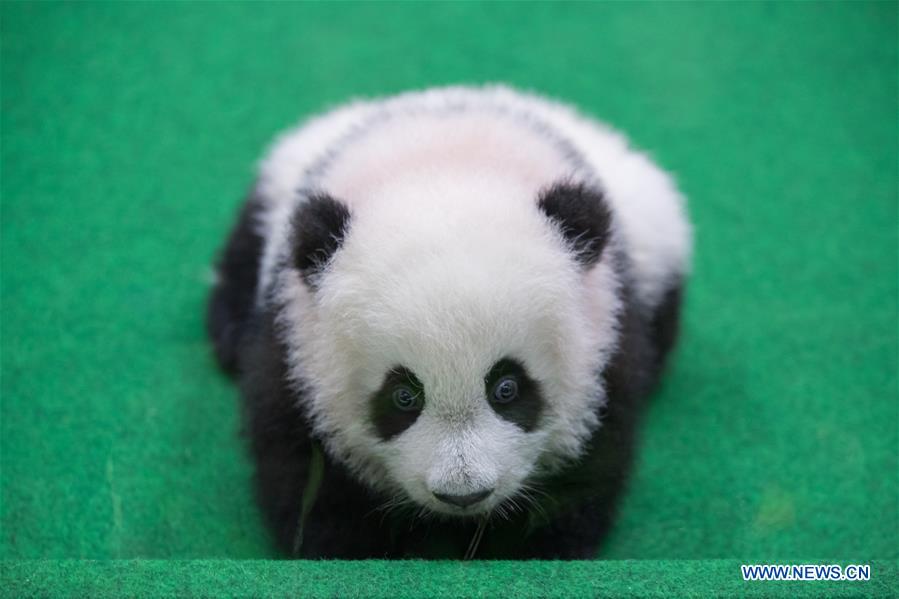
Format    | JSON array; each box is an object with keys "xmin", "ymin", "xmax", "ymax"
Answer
[
  {"xmin": 370, "ymin": 366, "xmax": 425, "ymax": 441},
  {"xmin": 484, "ymin": 358, "xmax": 543, "ymax": 431}
]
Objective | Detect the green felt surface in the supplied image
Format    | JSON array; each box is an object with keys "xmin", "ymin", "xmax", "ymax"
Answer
[
  {"xmin": 3, "ymin": 560, "xmax": 897, "ymax": 598},
  {"xmin": 1, "ymin": 0, "xmax": 896, "ymax": 596}
]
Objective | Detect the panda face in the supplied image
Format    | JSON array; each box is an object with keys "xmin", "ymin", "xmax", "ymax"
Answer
[
  {"xmin": 276, "ymin": 173, "xmax": 623, "ymax": 518},
  {"xmin": 367, "ymin": 357, "xmax": 544, "ymax": 514},
  {"xmin": 320, "ymin": 261, "xmax": 569, "ymax": 518}
]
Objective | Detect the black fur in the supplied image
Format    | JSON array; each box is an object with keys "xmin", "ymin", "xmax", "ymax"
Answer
[
  {"xmin": 291, "ymin": 193, "xmax": 352, "ymax": 288},
  {"xmin": 484, "ymin": 358, "xmax": 543, "ymax": 432},
  {"xmin": 207, "ymin": 191, "xmax": 266, "ymax": 375},
  {"xmin": 537, "ymin": 182, "xmax": 612, "ymax": 268},
  {"xmin": 208, "ymin": 192, "xmax": 685, "ymax": 559},
  {"xmin": 651, "ymin": 284, "xmax": 683, "ymax": 373}
]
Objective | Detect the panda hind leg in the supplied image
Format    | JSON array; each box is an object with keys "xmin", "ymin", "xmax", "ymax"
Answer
[
  {"xmin": 648, "ymin": 280, "xmax": 684, "ymax": 383},
  {"xmin": 207, "ymin": 190, "xmax": 266, "ymax": 375}
]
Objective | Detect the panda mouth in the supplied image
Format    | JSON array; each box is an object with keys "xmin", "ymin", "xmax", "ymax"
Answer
[
  {"xmin": 429, "ymin": 501, "xmax": 491, "ymax": 518},
  {"xmin": 432, "ymin": 489, "xmax": 493, "ymax": 509}
]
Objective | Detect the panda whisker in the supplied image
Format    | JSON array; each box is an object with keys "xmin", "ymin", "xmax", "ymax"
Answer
[
  {"xmin": 368, "ymin": 494, "xmax": 405, "ymax": 517},
  {"xmin": 503, "ymin": 496, "xmax": 523, "ymax": 517},
  {"xmin": 518, "ymin": 489, "xmax": 539, "ymax": 511},
  {"xmin": 493, "ymin": 502, "xmax": 511, "ymax": 522},
  {"xmin": 381, "ymin": 507, "xmax": 400, "ymax": 527},
  {"xmin": 464, "ymin": 516, "xmax": 488, "ymax": 560},
  {"xmin": 519, "ymin": 485, "xmax": 551, "ymax": 521},
  {"xmin": 409, "ymin": 505, "xmax": 429, "ymax": 531},
  {"xmin": 520, "ymin": 481, "xmax": 552, "ymax": 499},
  {"xmin": 372, "ymin": 496, "xmax": 398, "ymax": 513},
  {"xmin": 369, "ymin": 493, "xmax": 420, "ymax": 528}
]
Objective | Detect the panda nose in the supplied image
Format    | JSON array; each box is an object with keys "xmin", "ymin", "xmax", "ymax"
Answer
[{"xmin": 433, "ymin": 489, "xmax": 493, "ymax": 508}]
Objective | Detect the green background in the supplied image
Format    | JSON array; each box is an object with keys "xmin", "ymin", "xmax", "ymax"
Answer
[{"xmin": 2, "ymin": 1, "xmax": 896, "ymax": 596}]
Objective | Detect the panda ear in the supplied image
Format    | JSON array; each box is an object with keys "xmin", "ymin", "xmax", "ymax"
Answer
[
  {"xmin": 291, "ymin": 192, "xmax": 352, "ymax": 288},
  {"xmin": 537, "ymin": 181, "xmax": 612, "ymax": 268}
]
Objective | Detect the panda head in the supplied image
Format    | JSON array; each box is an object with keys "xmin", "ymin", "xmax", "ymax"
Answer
[{"xmin": 279, "ymin": 174, "xmax": 620, "ymax": 518}]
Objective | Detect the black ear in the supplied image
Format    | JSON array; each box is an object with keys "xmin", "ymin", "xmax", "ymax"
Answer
[
  {"xmin": 537, "ymin": 181, "xmax": 612, "ymax": 268},
  {"xmin": 291, "ymin": 192, "xmax": 352, "ymax": 288}
]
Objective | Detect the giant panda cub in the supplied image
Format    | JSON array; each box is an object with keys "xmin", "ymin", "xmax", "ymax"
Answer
[{"xmin": 208, "ymin": 85, "xmax": 691, "ymax": 559}]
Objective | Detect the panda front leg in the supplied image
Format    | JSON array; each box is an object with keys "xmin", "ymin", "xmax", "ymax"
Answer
[
  {"xmin": 522, "ymin": 502, "xmax": 616, "ymax": 559},
  {"xmin": 239, "ymin": 314, "xmax": 396, "ymax": 559}
]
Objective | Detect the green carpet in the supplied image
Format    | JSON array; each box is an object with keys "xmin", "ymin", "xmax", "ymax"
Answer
[{"xmin": 2, "ymin": 1, "xmax": 896, "ymax": 596}]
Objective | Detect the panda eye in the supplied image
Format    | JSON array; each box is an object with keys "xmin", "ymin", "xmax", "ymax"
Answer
[
  {"xmin": 392, "ymin": 386, "xmax": 421, "ymax": 412},
  {"xmin": 492, "ymin": 376, "xmax": 519, "ymax": 404},
  {"xmin": 371, "ymin": 366, "xmax": 425, "ymax": 440},
  {"xmin": 484, "ymin": 358, "xmax": 541, "ymax": 431}
]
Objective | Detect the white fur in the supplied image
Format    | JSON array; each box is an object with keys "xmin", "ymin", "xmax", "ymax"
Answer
[{"xmin": 254, "ymin": 85, "xmax": 690, "ymax": 515}]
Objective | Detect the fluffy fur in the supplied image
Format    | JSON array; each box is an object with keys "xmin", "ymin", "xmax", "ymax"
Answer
[{"xmin": 208, "ymin": 85, "xmax": 691, "ymax": 559}]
